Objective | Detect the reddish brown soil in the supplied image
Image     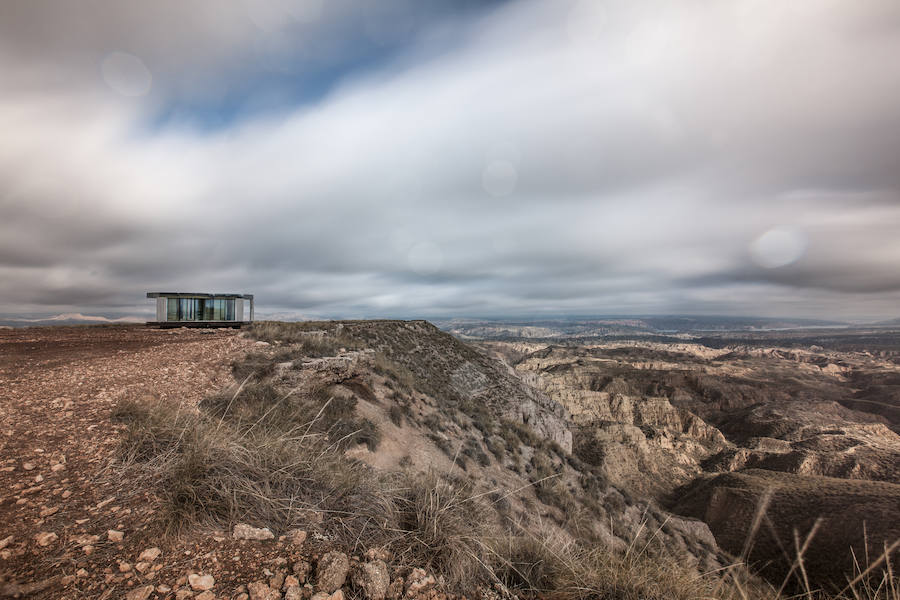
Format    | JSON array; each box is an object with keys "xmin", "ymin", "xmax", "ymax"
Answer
[
  {"xmin": 0, "ymin": 326, "xmax": 257, "ymax": 598},
  {"xmin": 0, "ymin": 326, "xmax": 466, "ymax": 600}
]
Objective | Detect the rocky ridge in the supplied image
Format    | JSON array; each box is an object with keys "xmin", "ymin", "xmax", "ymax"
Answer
[{"xmin": 251, "ymin": 321, "xmax": 723, "ymax": 570}]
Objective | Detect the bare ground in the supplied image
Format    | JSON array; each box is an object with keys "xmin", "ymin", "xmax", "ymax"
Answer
[{"xmin": 0, "ymin": 326, "xmax": 261, "ymax": 598}]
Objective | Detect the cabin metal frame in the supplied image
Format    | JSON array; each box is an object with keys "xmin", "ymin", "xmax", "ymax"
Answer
[{"xmin": 146, "ymin": 292, "xmax": 254, "ymax": 328}]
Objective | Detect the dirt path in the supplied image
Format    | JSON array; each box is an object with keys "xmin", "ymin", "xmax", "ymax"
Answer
[{"xmin": 0, "ymin": 326, "xmax": 254, "ymax": 598}]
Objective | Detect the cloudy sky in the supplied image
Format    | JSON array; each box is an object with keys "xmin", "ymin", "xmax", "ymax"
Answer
[{"xmin": 2, "ymin": 0, "xmax": 900, "ymax": 321}]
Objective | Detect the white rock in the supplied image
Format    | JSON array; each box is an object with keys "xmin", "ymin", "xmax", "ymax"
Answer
[
  {"xmin": 284, "ymin": 585, "xmax": 302, "ymax": 600},
  {"xmin": 233, "ymin": 523, "xmax": 274, "ymax": 540},
  {"xmin": 126, "ymin": 585, "xmax": 154, "ymax": 600},
  {"xmin": 34, "ymin": 531, "xmax": 57, "ymax": 547},
  {"xmin": 247, "ymin": 581, "xmax": 279, "ymax": 600},
  {"xmin": 138, "ymin": 546, "xmax": 162, "ymax": 562},
  {"xmin": 107, "ymin": 529, "xmax": 124, "ymax": 542},
  {"xmin": 189, "ymin": 573, "xmax": 215, "ymax": 591},
  {"xmin": 315, "ymin": 551, "xmax": 349, "ymax": 593},
  {"xmin": 351, "ymin": 560, "xmax": 389, "ymax": 600}
]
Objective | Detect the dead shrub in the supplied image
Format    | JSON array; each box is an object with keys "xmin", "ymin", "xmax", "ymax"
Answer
[
  {"xmin": 293, "ymin": 335, "xmax": 349, "ymax": 357},
  {"xmin": 458, "ymin": 396, "xmax": 497, "ymax": 434},
  {"xmin": 505, "ymin": 420, "xmax": 542, "ymax": 447},
  {"xmin": 373, "ymin": 352, "xmax": 418, "ymax": 394},
  {"xmin": 112, "ymin": 396, "xmax": 199, "ymax": 462},
  {"xmin": 389, "ymin": 404, "xmax": 406, "ymax": 427},
  {"xmin": 230, "ymin": 350, "xmax": 294, "ymax": 382},
  {"xmin": 423, "ymin": 412, "xmax": 447, "ymax": 433},
  {"xmin": 427, "ymin": 432, "xmax": 454, "ymax": 459},
  {"xmin": 489, "ymin": 533, "xmax": 570, "ymax": 593},
  {"xmin": 484, "ymin": 434, "xmax": 507, "ymax": 461},
  {"xmin": 112, "ymin": 393, "xmax": 389, "ymax": 537},
  {"xmin": 489, "ymin": 530, "xmax": 764, "ymax": 600},
  {"xmin": 200, "ymin": 383, "xmax": 381, "ymax": 451},
  {"xmin": 462, "ymin": 438, "xmax": 491, "ymax": 467},
  {"xmin": 393, "ymin": 472, "xmax": 495, "ymax": 589},
  {"xmin": 245, "ymin": 321, "xmax": 360, "ymax": 357}
]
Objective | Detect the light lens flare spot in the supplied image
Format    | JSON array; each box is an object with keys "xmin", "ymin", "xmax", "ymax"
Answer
[
  {"xmin": 100, "ymin": 52, "xmax": 152, "ymax": 97},
  {"xmin": 482, "ymin": 160, "xmax": 517, "ymax": 197},
  {"xmin": 750, "ymin": 227, "xmax": 807, "ymax": 268},
  {"xmin": 407, "ymin": 242, "xmax": 443, "ymax": 275}
]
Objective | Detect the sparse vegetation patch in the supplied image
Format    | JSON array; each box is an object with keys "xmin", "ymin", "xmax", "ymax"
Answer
[{"xmin": 112, "ymin": 395, "xmax": 387, "ymax": 537}]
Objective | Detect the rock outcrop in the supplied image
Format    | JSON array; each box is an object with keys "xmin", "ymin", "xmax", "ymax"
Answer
[
  {"xmin": 514, "ymin": 347, "xmax": 729, "ymax": 498},
  {"xmin": 289, "ymin": 320, "xmax": 573, "ymax": 452},
  {"xmin": 673, "ymin": 469, "xmax": 900, "ymax": 585}
]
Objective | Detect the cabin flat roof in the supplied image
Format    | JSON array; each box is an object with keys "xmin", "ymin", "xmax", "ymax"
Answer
[{"xmin": 146, "ymin": 292, "xmax": 253, "ymax": 299}]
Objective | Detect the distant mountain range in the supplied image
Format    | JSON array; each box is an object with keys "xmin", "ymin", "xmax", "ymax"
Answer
[
  {"xmin": 1, "ymin": 312, "xmax": 897, "ymax": 331},
  {"xmin": 435, "ymin": 315, "xmax": 854, "ymax": 339},
  {"xmin": 0, "ymin": 313, "xmax": 144, "ymax": 327}
]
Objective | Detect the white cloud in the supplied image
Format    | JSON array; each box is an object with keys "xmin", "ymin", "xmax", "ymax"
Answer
[{"xmin": 2, "ymin": 0, "xmax": 900, "ymax": 319}]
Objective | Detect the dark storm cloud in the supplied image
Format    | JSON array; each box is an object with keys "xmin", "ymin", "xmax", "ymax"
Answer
[{"xmin": 2, "ymin": 0, "xmax": 900, "ymax": 320}]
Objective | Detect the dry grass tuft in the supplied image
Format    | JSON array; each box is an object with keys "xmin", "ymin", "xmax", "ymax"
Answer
[
  {"xmin": 112, "ymin": 395, "xmax": 388, "ymax": 537},
  {"xmin": 200, "ymin": 382, "xmax": 381, "ymax": 451},
  {"xmin": 244, "ymin": 321, "xmax": 361, "ymax": 357},
  {"xmin": 488, "ymin": 528, "xmax": 754, "ymax": 600},
  {"xmin": 392, "ymin": 472, "xmax": 495, "ymax": 589}
]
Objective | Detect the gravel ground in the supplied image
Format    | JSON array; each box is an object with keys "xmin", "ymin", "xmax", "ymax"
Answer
[
  {"xmin": 0, "ymin": 325, "xmax": 256, "ymax": 598},
  {"xmin": 0, "ymin": 326, "xmax": 454, "ymax": 600}
]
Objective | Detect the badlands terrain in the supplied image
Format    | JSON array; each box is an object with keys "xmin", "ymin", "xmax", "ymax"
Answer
[
  {"xmin": 462, "ymin": 319, "xmax": 900, "ymax": 586},
  {"xmin": 0, "ymin": 320, "xmax": 898, "ymax": 599}
]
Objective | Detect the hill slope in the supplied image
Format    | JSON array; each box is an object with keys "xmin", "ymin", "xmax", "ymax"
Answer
[{"xmin": 5, "ymin": 322, "xmax": 894, "ymax": 599}]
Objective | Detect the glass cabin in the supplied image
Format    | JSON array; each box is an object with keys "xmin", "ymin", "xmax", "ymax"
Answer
[{"xmin": 146, "ymin": 292, "xmax": 254, "ymax": 328}]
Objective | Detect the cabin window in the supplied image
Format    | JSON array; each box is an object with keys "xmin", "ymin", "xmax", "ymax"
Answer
[
  {"xmin": 166, "ymin": 297, "xmax": 236, "ymax": 321},
  {"xmin": 202, "ymin": 299, "xmax": 215, "ymax": 321},
  {"xmin": 180, "ymin": 298, "xmax": 197, "ymax": 320}
]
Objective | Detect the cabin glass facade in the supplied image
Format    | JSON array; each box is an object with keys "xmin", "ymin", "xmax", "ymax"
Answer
[
  {"xmin": 147, "ymin": 292, "xmax": 253, "ymax": 327},
  {"xmin": 166, "ymin": 298, "xmax": 235, "ymax": 322}
]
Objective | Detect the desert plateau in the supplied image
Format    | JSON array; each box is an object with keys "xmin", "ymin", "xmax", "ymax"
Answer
[{"xmin": 1, "ymin": 320, "xmax": 898, "ymax": 599}]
